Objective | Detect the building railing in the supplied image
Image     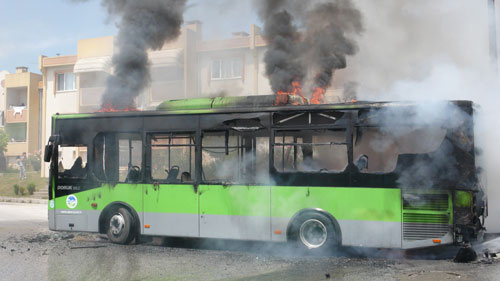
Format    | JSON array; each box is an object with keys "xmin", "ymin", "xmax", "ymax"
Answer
[{"xmin": 5, "ymin": 108, "xmax": 28, "ymax": 123}]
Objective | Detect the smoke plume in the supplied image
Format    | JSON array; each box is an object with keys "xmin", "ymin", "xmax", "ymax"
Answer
[
  {"xmin": 71, "ymin": 0, "xmax": 187, "ymax": 110},
  {"xmin": 346, "ymin": 0, "xmax": 499, "ymax": 233},
  {"xmin": 302, "ymin": 1, "xmax": 363, "ymax": 91},
  {"xmin": 101, "ymin": 0, "xmax": 187, "ymax": 110},
  {"xmin": 258, "ymin": 1, "xmax": 303, "ymax": 93},
  {"xmin": 256, "ymin": 0, "xmax": 363, "ymax": 97}
]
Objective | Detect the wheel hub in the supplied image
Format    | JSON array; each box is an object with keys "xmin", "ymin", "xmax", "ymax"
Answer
[
  {"xmin": 109, "ymin": 213, "xmax": 125, "ymax": 236},
  {"xmin": 299, "ymin": 219, "xmax": 328, "ymax": 249}
]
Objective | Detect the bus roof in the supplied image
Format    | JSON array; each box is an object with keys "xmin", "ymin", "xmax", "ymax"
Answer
[{"xmin": 52, "ymin": 95, "xmax": 474, "ymax": 120}]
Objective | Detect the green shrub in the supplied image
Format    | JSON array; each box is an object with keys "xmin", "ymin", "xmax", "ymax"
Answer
[
  {"xmin": 27, "ymin": 183, "xmax": 36, "ymax": 195},
  {"xmin": 19, "ymin": 186, "xmax": 26, "ymax": 196},
  {"xmin": 13, "ymin": 184, "xmax": 20, "ymax": 195}
]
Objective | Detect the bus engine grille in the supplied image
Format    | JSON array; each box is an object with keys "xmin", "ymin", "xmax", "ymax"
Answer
[
  {"xmin": 403, "ymin": 194, "xmax": 449, "ymax": 211},
  {"xmin": 403, "ymin": 213, "xmax": 450, "ymax": 241}
]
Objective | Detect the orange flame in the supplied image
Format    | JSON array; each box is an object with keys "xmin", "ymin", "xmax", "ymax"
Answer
[
  {"xmin": 310, "ymin": 87, "xmax": 326, "ymax": 105},
  {"xmin": 275, "ymin": 81, "xmax": 307, "ymax": 106},
  {"xmin": 97, "ymin": 103, "xmax": 140, "ymax": 113}
]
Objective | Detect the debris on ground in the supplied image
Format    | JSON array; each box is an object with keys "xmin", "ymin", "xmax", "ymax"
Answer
[
  {"xmin": 480, "ymin": 250, "xmax": 499, "ymax": 264},
  {"xmin": 69, "ymin": 245, "xmax": 107, "ymax": 249},
  {"xmin": 454, "ymin": 245, "xmax": 477, "ymax": 263}
]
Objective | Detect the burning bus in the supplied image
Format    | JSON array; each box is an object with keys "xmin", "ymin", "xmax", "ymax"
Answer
[{"xmin": 43, "ymin": 95, "xmax": 486, "ymax": 250}]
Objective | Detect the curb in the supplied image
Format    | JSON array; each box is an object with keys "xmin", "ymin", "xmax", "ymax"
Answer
[{"xmin": 0, "ymin": 196, "xmax": 47, "ymax": 205}]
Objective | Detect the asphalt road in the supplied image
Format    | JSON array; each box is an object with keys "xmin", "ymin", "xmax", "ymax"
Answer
[{"xmin": 0, "ymin": 202, "xmax": 499, "ymax": 281}]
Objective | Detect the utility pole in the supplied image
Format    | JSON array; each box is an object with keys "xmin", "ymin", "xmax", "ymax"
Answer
[{"xmin": 488, "ymin": 0, "xmax": 498, "ymax": 73}]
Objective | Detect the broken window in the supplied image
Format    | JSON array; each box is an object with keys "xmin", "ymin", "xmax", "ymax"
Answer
[
  {"xmin": 58, "ymin": 145, "xmax": 87, "ymax": 179},
  {"xmin": 118, "ymin": 135, "xmax": 142, "ymax": 183},
  {"xmin": 273, "ymin": 129, "xmax": 348, "ymax": 173},
  {"xmin": 353, "ymin": 127, "xmax": 447, "ymax": 174},
  {"xmin": 92, "ymin": 133, "xmax": 142, "ymax": 183},
  {"xmin": 150, "ymin": 133, "xmax": 195, "ymax": 183},
  {"xmin": 202, "ymin": 130, "xmax": 269, "ymax": 184}
]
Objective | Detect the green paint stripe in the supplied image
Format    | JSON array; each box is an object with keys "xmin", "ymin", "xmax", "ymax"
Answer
[{"xmin": 54, "ymin": 184, "xmax": 403, "ymax": 223}]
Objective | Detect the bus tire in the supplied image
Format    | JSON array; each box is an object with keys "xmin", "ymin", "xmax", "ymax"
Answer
[
  {"xmin": 289, "ymin": 212, "xmax": 338, "ymax": 251},
  {"xmin": 106, "ymin": 207, "xmax": 135, "ymax": 245}
]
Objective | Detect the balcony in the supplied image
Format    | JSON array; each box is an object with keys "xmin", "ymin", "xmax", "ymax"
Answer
[
  {"xmin": 5, "ymin": 142, "xmax": 27, "ymax": 157},
  {"xmin": 5, "ymin": 108, "xmax": 28, "ymax": 123}
]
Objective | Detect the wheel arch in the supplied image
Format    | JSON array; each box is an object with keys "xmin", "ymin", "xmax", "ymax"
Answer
[
  {"xmin": 98, "ymin": 201, "xmax": 141, "ymax": 237},
  {"xmin": 286, "ymin": 208, "xmax": 342, "ymax": 245}
]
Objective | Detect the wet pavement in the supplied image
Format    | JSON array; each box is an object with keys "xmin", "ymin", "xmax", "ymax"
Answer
[{"xmin": 0, "ymin": 202, "xmax": 499, "ymax": 281}]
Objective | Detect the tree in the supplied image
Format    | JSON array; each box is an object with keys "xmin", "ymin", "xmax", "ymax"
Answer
[{"xmin": 0, "ymin": 128, "xmax": 8, "ymax": 172}]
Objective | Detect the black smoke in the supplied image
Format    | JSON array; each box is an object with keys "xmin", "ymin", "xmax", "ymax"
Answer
[
  {"xmin": 102, "ymin": 0, "xmax": 187, "ymax": 110},
  {"xmin": 303, "ymin": 1, "xmax": 363, "ymax": 90},
  {"xmin": 71, "ymin": 0, "xmax": 187, "ymax": 110},
  {"xmin": 258, "ymin": 1, "xmax": 304, "ymax": 93},
  {"xmin": 256, "ymin": 0, "xmax": 363, "ymax": 95}
]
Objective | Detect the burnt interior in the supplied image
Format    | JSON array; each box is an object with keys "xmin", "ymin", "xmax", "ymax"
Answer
[{"xmin": 48, "ymin": 101, "xmax": 478, "ymax": 199}]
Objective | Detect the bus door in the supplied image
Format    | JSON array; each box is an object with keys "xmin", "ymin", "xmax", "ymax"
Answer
[
  {"xmin": 44, "ymin": 136, "xmax": 57, "ymax": 230},
  {"xmin": 199, "ymin": 130, "xmax": 271, "ymax": 241},
  {"xmin": 143, "ymin": 133, "xmax": 199, "ymax": 237}
]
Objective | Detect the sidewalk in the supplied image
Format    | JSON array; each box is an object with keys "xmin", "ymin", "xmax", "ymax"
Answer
[{"xmin": 0, "ymin": 196, "xmax": 47, "ymax": 205}]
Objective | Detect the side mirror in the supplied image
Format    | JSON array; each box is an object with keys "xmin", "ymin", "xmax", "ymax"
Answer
[{"xmin": 44, "ymin": 144, "xmax": 53, "ymax": 163}]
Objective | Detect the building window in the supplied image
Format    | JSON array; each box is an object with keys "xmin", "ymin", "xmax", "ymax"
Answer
[
  {"xmin": 211, "ymin": 58, "xmax": 243, "ymax": 80},
  {"xmin": 56, "ymin": 72, "xmax": 76, "ymax": 92}
]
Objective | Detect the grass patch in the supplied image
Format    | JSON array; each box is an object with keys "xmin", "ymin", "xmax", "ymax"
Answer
[{"xmin": 0, "ymin": 171, "xmax": 48, "ymax": 197}]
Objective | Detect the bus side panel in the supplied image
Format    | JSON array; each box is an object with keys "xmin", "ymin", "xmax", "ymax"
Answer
[
  {"xmin": 53, "ymin": 184, "xmax": 144, "ymax": 233},
  {"xmin": 199, "ymin": 185, "xmax": 271, "ymax": 241},
  {"xmin": 143, "ymin": 184, "xmax": 199, "ymax": 237},
  {"xmin": 271, "ymin": 186, "xmax": 402, "ymax": 248}
]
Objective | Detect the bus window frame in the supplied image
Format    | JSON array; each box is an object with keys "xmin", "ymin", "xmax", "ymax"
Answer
[
  {"xmin": 201, "ymin": 128, "xmax": 269, "ymax": 185},
  {"xmin": 90, "ymin": 132, "xmax": 144, "ymax": 184},
  {"xmin": 57, "ymin": 144, "xmax": 89, "ymax": 180},
  {"xmin": 271, "ymin": 128, "xmax": 350, "ymax": 174},
  {"xmin": 147, "ymin": 131, "xmax": 197, "ymax": 184}
]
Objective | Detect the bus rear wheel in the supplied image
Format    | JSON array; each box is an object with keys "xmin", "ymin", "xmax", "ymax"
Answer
[
  {"xmin": 106, "ymin": 207, "xmax": 135, "ymax": 245},
  {"xmin": 290, "ymin": 212, "xmax": 338, "ymax": 251}
]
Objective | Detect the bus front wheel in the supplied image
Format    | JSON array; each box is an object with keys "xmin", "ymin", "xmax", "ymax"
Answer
[
  {"xmin": 106, "ymin": 207, "xmax": 135, "ymax": 245},
  {"xmin": 290, "ymin": 212, "xmax": 338, "ymax": 251}
]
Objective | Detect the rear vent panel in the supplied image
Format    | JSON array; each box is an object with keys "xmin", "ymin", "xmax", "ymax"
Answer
[
  {"xmin": 403, "ymin": 194, "xmax": 449, "ymax": 211},
  {"xmin": 402, "ymin": 193, "xmax": 451, "ymax": 241}
]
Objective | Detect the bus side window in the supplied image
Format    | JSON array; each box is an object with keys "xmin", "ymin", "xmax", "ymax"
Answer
[
  {"xmin": 150, "ymin": 133, "xmax": 195, "ymax": 183},
  {"xmin": 201, "ymin": 130, "xmax": 269, "ymax": 184},
  {"xmin": 92, "ymin": 133, "xmax": 143, "ymax": 183},
  {"xmin": 118, "ymin": 136, "xmax": 142, "ymax": 183},
  {"xmin": 58, "ymin": 145, "xmax": 88, "ymax": 179},
  {"xmin": 353, "ymin": 127, "xmax": 446, "ymax": 174},
  {"xmin": 274, "ymin": 129, "xmax": 348, "ymax": 173}
]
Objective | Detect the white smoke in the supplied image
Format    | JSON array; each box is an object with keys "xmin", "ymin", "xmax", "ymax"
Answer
[{"xmin": 344, "ymin": 0, "xmax": 500, "ymax": 232}]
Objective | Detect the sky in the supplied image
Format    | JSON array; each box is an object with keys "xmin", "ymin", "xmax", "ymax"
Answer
[
  {"xmin": 0, "ymin": 0, "xmax": 498, "ymax": 76},
  {"xmin": 0, "ymin": 0, "xmax": 259, "ymax": 74}
]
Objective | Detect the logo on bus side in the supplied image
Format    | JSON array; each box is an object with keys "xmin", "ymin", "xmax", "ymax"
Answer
[{"xmin": 66, "ymin": 195, "xmax": 78, "ymax": 209}]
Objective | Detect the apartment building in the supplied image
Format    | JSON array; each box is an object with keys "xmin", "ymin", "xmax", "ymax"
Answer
[{"xmin": 3, "ymin": 67, "xmax": 42, "ymax": 164}]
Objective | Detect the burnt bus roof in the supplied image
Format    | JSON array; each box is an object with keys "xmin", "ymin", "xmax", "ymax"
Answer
[{"xmin": 52, "ymin": 95, "xmax": 474, "ymax": 120}]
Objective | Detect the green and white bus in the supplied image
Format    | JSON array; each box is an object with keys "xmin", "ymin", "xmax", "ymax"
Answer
[{"xmin": 44, "ymin": 96, "xmax": 486, "ymax": 250}]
